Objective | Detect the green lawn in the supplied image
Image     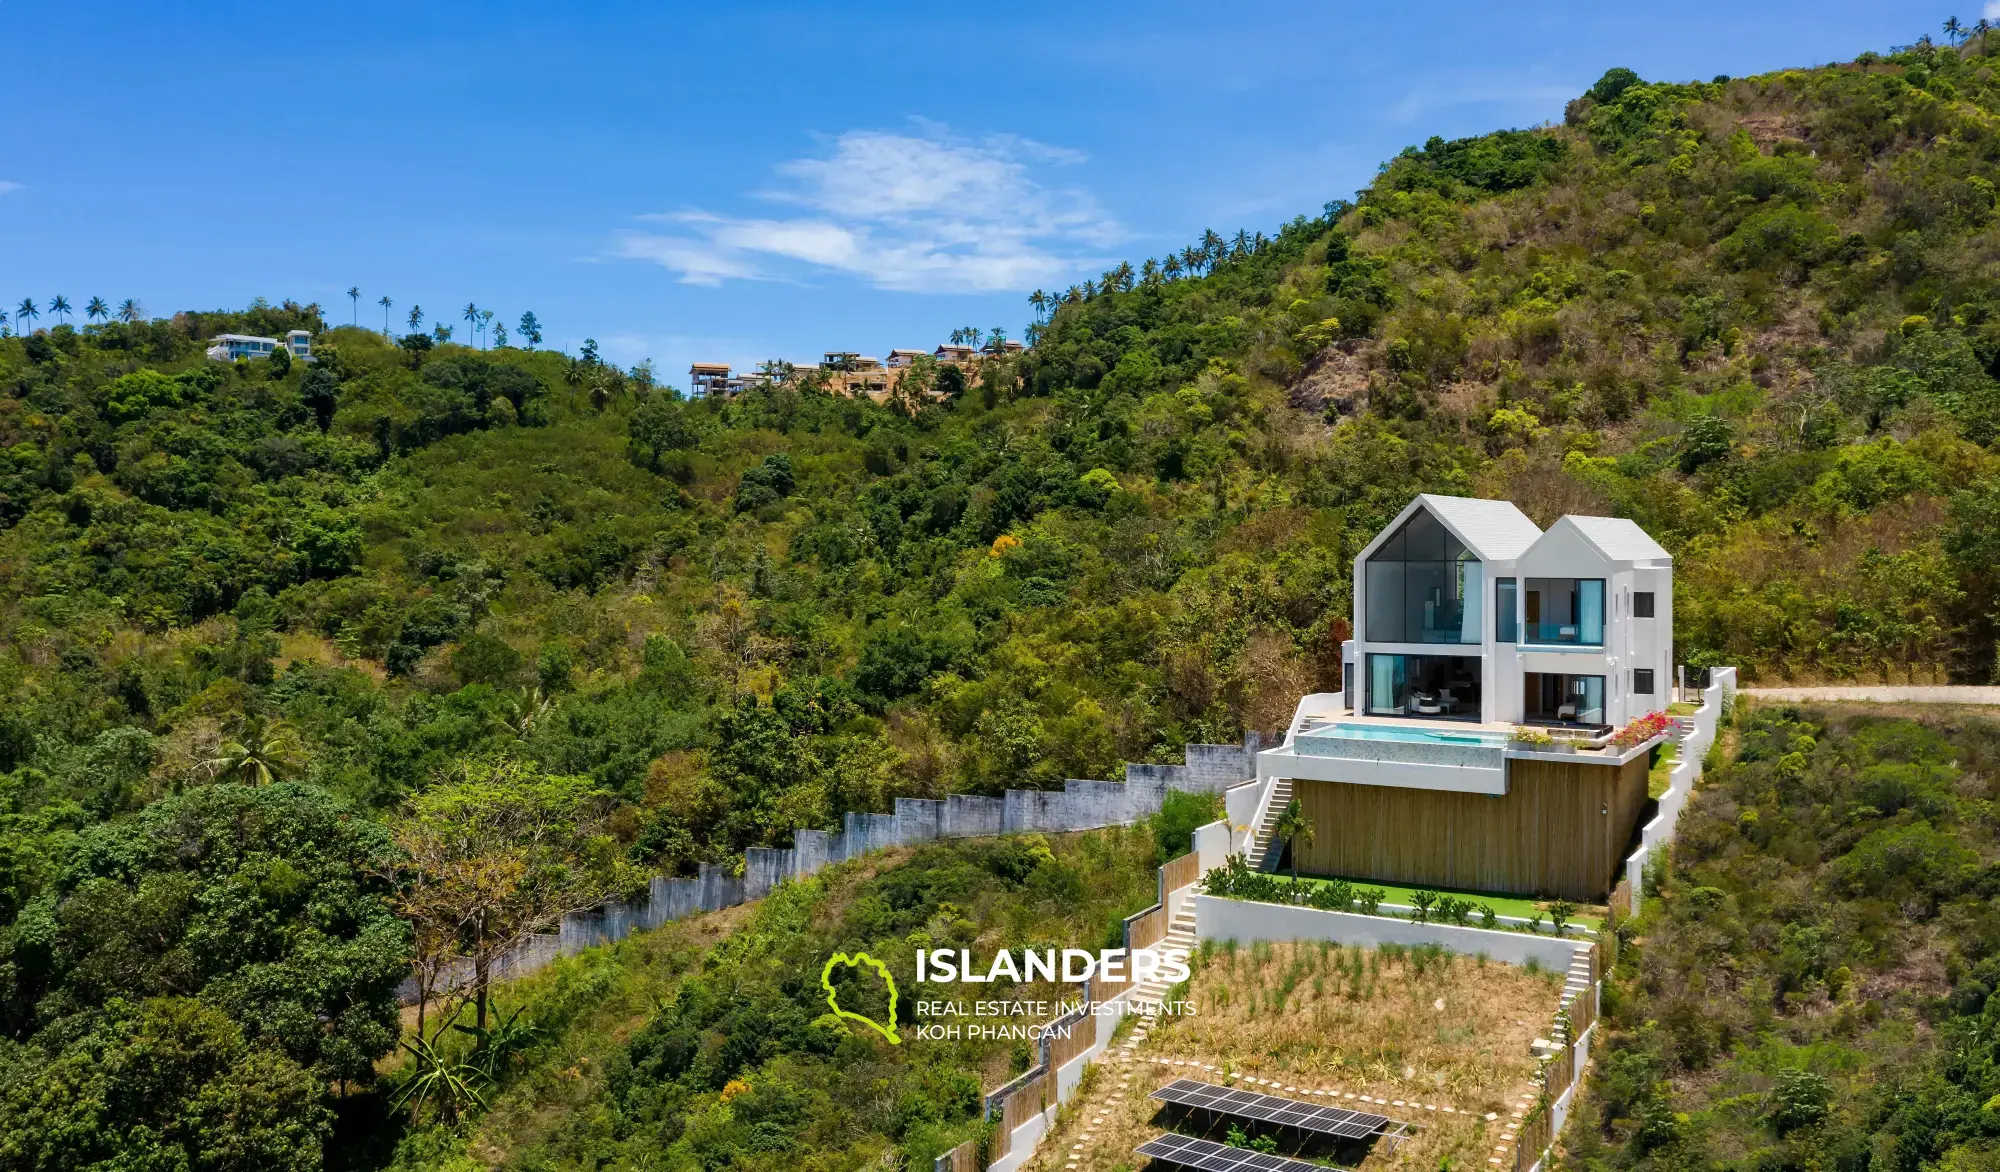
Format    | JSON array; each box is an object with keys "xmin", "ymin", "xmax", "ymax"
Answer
[
  {"xmin": 1667, "ymin": 701, "xmax": 1701, "ymax": 716},
  {"xmin": 1272, "ymin": 871, "xmax": 1604, "ymax": 932},
  {"xmin": 1649, "ymin": 741, "xmax": 1680, "ymax": 799}
]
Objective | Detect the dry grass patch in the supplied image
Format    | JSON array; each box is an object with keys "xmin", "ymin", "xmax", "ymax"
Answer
[{"xmin": 1030, "ymin": 941, "xmax": 1566, "ymax": 1172}]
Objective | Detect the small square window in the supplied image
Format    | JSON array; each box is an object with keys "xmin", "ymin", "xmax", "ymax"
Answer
[
  {"xmin": 1634, "ymin": 668, "xmax": 1656, "ymax": 695},
  {"xmin": 1633, "ymin": 591, "xmax": 1655, "ymax": 618}
]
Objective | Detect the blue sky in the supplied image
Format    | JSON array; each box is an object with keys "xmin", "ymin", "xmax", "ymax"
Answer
[{"xmin": 0, "ymin": 1, "xmax": 1942, "ymax": 383}]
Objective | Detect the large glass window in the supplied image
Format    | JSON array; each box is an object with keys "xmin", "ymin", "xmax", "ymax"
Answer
[
  {"xmin": 1365, "ymin": 654, "xmax": 1482, "ymax": 721},
  {"xmin": 1363, "ymin": 508, "xmax": 1482, "ymax": 644},
  {"xmin": 1495, "ymin": 578, "xmax": 1518, "ymax": 643},
  {"xmin": 1524, "ymin": 672, "xmax": 1607, "ymax": 726},
  {"xmin": 1522, "ymin": 578, "xmax": 1605, "ymax": 645}
]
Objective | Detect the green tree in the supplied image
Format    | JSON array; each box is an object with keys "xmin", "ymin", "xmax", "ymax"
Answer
[
  {"xmin": 116, "ymin": 297, "xmax": 140, "ymax": 323},
  {"xmin": 0, "ymin": 997, "xmax": 332, "ymax": 1172},
  {"xmin": 391, "ymin": 759, "xmax": 634, "ymax": 1031},
  {"xmin": 627, "ymin": 393, "xmax": 697, "ymax": 471},
  {"xmin": 1272, "ymin": 798, "xmax": 1315, "ymax": 890},
  {"xmin": 203, "ymin": 715, "xmax": 302, "ymax": 785},
  {"xmin": 408, "ymin": 303, "xmax": 424, "ymax": 332},
  {"xmin": 346, "ymin": 285, "xmax": 360, "ymax": 326},
  {"xmin": 2, "ymin": 783, "xmax": 409, "ymax": 1084},
  {"xmin": 84, "ymin": 295, "xmax": 108, "ymax": 323},
  {"xmin": 15, "ymin": 297, "xmax": 36, "ymax": 333},
  {"xmin": 378, "ymin": 293, "xmax": 392, "ymax": 334},
  {"xmin": 518, "ymin": 309, "xmax": 542, "ymax": 347},
  {"xmin": 48, "ymin": 294, "xmax": 70, "ymax": 324},
  {"xmin": 464, "ymin": 301, "xmax": 481, "ymax": 347}
]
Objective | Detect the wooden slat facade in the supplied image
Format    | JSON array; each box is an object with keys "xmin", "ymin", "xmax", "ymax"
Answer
[{"xmin": 1288, "ymin": 754, "xmax": 1649, "ymax": 901}]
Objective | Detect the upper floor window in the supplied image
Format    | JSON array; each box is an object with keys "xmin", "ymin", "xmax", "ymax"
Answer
[
  {"xmin": 1495, "ymin": 578, "xmax": 1518, "ymax": 642},
  {"xmin": 1633, "ymin": 591, "xmax": 1655, "ymax": 618},
  {"xmin": 1364, "ymin": 508, "xmax": 1482, "ymax": 645},
  {"xmin": 1523, "ymin": 577, "xmax": 1605, "ymax": 646}
]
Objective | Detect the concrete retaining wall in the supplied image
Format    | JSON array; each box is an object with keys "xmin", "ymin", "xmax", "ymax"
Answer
[
  {"xmin": 401, "ymin": 737, "xmax": 1261, "ymax": 1003},
  {"xmin": 1191, "ymin": 894, "xmax": 1591, "ymax": 970}
]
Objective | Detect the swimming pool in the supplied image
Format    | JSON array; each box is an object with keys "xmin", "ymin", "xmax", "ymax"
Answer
[{"xmin": 1298, "ymin": 721, "xmax": 1509, "ymax": 747}]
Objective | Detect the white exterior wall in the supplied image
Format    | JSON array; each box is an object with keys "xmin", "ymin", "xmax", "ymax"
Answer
[{"xmin": 1347, "ymin": 499, "xmax": 1674, "ymax": 731}]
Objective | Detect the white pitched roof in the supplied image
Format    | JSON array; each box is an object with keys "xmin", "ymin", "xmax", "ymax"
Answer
[
  {"xmin": 1563, "ymin": 515, "xmax": 1672, "ymax": 562},
  {"xmin": 1415, "ymin": 494, "xmax": 1542, "ymax": 562}
]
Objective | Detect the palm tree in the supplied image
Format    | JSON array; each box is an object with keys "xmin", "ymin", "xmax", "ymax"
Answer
[
  {"xmin": 480, "ymin": 308, "xmax": 495, "ymax": 347},
  {"xmin": 1272, "ymin": 798, "xmax": 1315, "ymax": 891},
  {"xmin": 0, "ymin": 310, "xmax": 9, "ymax": 336},
  {"xmin": 408, "ymin": 305, "xmax": 424, "ymax": 333},
  {"xmin": 563, "ymin": 356, "xmax": 587, "ymax": 404},
  {"xmin": 984, "ymin": 327, "xmax": 1007, "ymax": 355},
  {"xmin": 117, "ymin": 298, "xmax": 141, "ymax": 324},
  {"xmin": 1946, "ymin": 15, "xmax": 1966, "ymax": 42},
  {"xmin": 463, "ymin": 302, "xmax": 480, "ymax": 347},
  {"xmin": 491, "ymin": 686, "xmax": 555, "ymax": 739},
  {"xmin": 379, "ymin": 295, "xmax": 393, "ymax": 335},
  {"xmin": 48, "ymin": 295, "xmax": 71, "ymax": 325},
  {"xmin": 343, "ymin": 286, "xmax": 359, "ymax": 326},
  {"xmin": 16, "ymin": 298, "xmax": 38, "ymax": 333},
  {"xmin": 204, "ymin": 715, "xmax": 303, "ymax": 785},
  {"xmin": 1028, "ymin": 290, "xmax": 1047, "ymax": 321},
  {"xmin": 85, "ymin": 296, "xmax": 108, "ymax": 324},
  {"xmin": 1231, "ymin": 229, "xmax": 1251, "ymax": 257}
]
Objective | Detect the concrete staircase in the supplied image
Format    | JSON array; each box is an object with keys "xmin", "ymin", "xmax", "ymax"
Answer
[
  {"xmin": 1561, "ymin": 950, "xmax": 1593, "ymax": 1017},
  {"xmin": 1245, "ymin": 778, "xmax": 1295, "ymax": 872},
  {"xmin": 1130, "ymin": 902, "xmax": 1199, "ymax": 1016}
]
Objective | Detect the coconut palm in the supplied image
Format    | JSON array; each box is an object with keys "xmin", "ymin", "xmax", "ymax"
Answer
[
  {"xmin": 379, "ymin": 294, "xmax": 393, "ymax": 334},
  {"xmin": 1946, "ymin": 15, "xmax": 1966, "ymax": 42},
  {"xmin": 408, "ymin": 305, "xmax": 424, "ymax": 333},
  {"xmin": 48, "ymin": 295, "xmax": 71, "ymax": 325},
  {"xmin": 463, "ymin": 302, "xmax": 480, "ymax": 347},
  {"xmin": 984, "ymin": 327, "xmax": 1007, "ymax": 354},
  {"xmin": 204, "ymin": 715, "xmax": 304, "ymax": 786},
  {"xmin": 117, "ymin": 298, "xmax": 141, "ymax": 324},
  {"xmin": 491, "ymin": 686, "xmax": 555, "ymax": 739},
  {"xmin": 563, "ymin": 356, "xmax": 587, "ymax": 404},
  {"xmin": 16, "ymin": 298, "xmax": 37, "ymax": 333},
  {"xmin": 85, "ymin": 296, "xmax": 108, "ymax": 324},
  {"xmin": 1272, "ymin": 798, "xmax": 1316, "ymax": 891},
  {"xmin": 346, "ymin": 286, "xmax": 361, "ymax": 326}
]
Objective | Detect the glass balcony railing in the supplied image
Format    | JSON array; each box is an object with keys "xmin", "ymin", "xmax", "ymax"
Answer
[{"xmin": 1523, "ymin": 622, "xmax": 1603, "ymax": 646}]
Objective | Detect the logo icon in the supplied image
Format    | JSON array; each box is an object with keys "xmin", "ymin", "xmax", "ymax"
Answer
[{"xmin": 821, "ymin": 952, "xmax": 901, "ymax": 1044}]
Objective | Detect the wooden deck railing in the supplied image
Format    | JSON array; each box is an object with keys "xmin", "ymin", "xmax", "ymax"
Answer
[{"xmin": 1161, "ymin": 850, "xmax": 1201, "ymax": 896}]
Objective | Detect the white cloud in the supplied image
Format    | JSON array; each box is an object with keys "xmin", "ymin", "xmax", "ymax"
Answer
[
  {"xmin": 1988, "ymin": 1, "xmax": 2000, "ymax": 22},
  {"xmin": 616, "ymin": 128, "xmax": 1119, "ymax": 293},
  {"xmin": 0, "ymin": 181, "xmax": 22, "ymax": 196}
]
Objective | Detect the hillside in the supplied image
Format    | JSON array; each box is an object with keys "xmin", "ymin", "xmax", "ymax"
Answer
[{"xmin": 5, "ymin": 22, "xmax": 2000, "ymax": 1172}]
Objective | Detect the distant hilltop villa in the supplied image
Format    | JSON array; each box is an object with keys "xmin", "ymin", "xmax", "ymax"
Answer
[
  {"xmin": 692, "ymin": 338, "xmax": 1025, "ymax": 402},
  {"xmin": 205, "ymin": 330, "xmax": 313, "ymax": 363}
]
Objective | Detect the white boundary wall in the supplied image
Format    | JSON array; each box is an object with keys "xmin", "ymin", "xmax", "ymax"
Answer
[
  {"xmin": 1191, "ymin": 895, "xmax": 1592, "ymax": 970},
  {"xmin": 1624, "ymin": 667, "xmax": 1734, "ymax": 913}
]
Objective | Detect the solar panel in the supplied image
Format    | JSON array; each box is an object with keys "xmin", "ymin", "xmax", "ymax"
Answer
[
  {"xmin": 1148, "ymin": 1078, "xmax": 1409, "ymax": 1142},
  {"xmin": 1134, "ymin": 1133, "xmax": 1329, "ymax": 1172}
]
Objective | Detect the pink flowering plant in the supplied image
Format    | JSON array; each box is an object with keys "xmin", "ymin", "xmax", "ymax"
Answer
[{"xmin": 1609, "ymin": 710, "xmax": 1671, "ymax": 749}]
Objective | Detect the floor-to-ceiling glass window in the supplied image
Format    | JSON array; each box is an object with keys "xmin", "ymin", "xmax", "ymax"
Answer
[
  {"xmin": 1366, "ymin": 654, "xmax": 1482, "ymax": 720},
  {"xmin": 1364, "ymin": 508, "xmax": 1482, "ymax": 645},
  {"xmin": 1523, "ymin": 672, "xmax": 1607, "ymax": 726},
  {"xmin": 1522, "ymin": 578, "xmax": 1604, "ymax": 645}
]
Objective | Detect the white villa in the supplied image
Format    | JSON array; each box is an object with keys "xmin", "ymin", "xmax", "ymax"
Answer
[
  {"xmin": 1251, "ymin": 494, "xmax": 1680, "ymax": 900},
  {"xmin": 1342, "ymin": 494, "xmax": 1673, "ymax": 730},
  {"xmin": 207, "ymin": 330, "xmax": 312, "ymax": 363}
]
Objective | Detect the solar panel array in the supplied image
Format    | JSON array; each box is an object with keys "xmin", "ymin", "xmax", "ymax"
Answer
[
  {"xmin": 1134, "ymin": 1133, "xmax": 1328, "ymax": 1172},
  {"xmin": 1149, "ymin": 1079, "xmax": 1398, "ymax": 1140}
]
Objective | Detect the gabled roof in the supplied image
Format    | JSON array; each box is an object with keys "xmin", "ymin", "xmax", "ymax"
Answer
[
  {"xmin": 1562, "ymin": 515, "xmax": 1672, "ymax": 562},
  {"xmin": 1411, "ymin": 494, "xmax": 1543, "ymax": 562}
]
